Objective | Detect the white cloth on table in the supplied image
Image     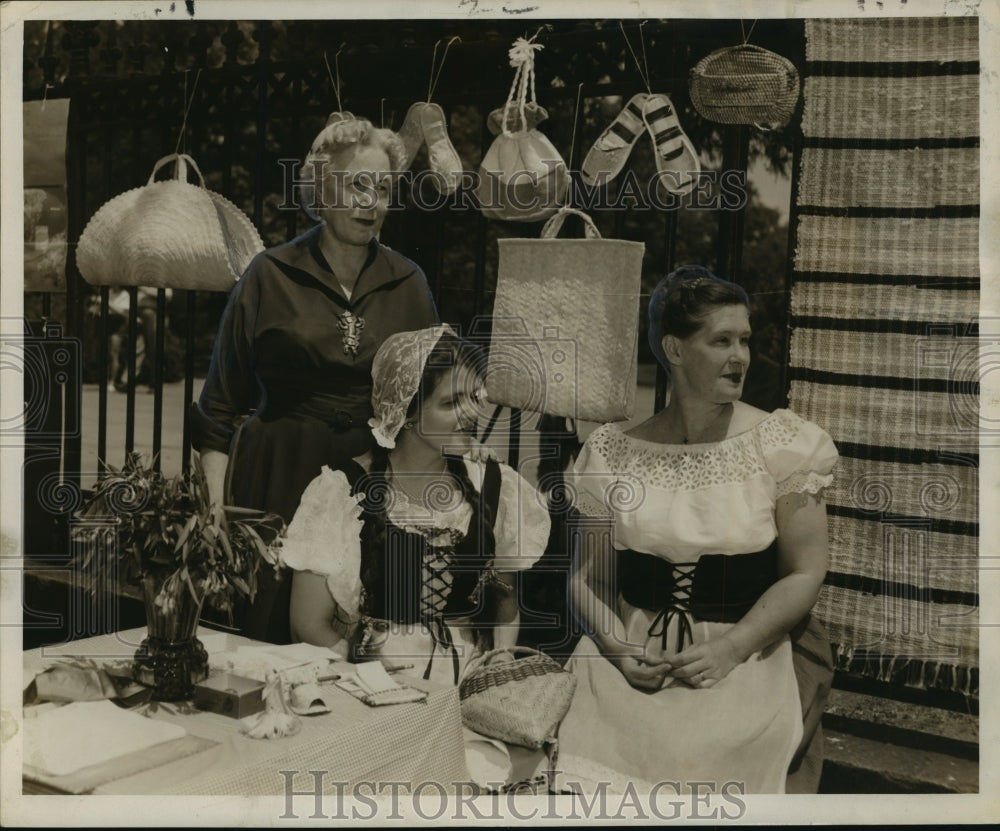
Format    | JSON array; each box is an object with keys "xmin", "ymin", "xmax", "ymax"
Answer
[{"xmin": 558, "ymin": 408, "xmax": 838, "ymax": 795}]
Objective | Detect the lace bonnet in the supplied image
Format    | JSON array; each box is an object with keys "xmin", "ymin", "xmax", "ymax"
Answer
[{"xmin": 368, "ymin": 324, "xmax": 458, "ymax": 449}]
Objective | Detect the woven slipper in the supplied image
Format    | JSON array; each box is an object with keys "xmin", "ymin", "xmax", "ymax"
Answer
[
  {"xmin": 420, "ymin": 102, "xmax": 463, "ymax": 193},
  {"xmin": 580, "ymin": 93, "xmax": 648, "ymax": 185},
  {"xmin": 397, "ymin": 102, "xmax": 426, "ymax": 168},
  {"xmin": 487, "ymin": 102, "xmax": 549, "ymax": 136},
  {"xmin": 643, "ymin": 93, "xmax": 700, "ymax": 194}
]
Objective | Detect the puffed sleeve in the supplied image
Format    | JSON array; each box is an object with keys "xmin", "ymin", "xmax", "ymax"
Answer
[
  {"xmin": 278, "ymin": 466, "xmax": 364, "ymax": 617},
  {"xmin": 570, "ymin": 424, "xmax": 619, "ymax": 518},
  {"xmin": 191, "ymin": 256, "xmax": 263, "ymax": 454},
  {"xmin": 489, "ymin": 463, "xmax": 550, "ymax": 572},
  {"xmin": 760, "ymin": 409, "xmax": 839, "ymax": 499}
]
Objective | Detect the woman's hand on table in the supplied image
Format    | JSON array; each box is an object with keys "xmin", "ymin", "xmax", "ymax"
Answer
[{"xmin": 667, "ymin": 635, "xmax": 742, "ymax": 689}]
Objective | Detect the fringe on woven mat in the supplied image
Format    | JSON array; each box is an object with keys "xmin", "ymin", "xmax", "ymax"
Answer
[{"xmin": 833, "ymin": 643, "xmax": 979, "ymax": 698}]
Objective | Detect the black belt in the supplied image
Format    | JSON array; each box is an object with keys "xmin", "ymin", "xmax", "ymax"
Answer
[
  {"xmin": 617, "ymin": 543, "xmax": 779, "ymax": 653},
  {"xmin": 262, "ymin": 404, "xmax": 363, "ymax": 432}
]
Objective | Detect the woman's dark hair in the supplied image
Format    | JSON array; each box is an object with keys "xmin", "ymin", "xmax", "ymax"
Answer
[
  {"xmin": 407, "ymin": 331, "xmax": 486, "ymax": 424},
  {"xmin": 648, "ymin": 265, "xmax": 750, "ymax": 367}
]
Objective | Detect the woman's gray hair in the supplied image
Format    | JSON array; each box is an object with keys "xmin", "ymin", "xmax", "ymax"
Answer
[{"xmin": 298, "ymin": 114, "xmax": 408, "ymax": 221}]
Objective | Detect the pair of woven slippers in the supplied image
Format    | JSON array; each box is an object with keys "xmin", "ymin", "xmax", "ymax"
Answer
[
  {"xmin": 398, "ymin": 102, "xmax": 463, "ymax": 194},
  {"xmin": 581, "ymin": 93, "xmax": 700, "ymax": 194}
]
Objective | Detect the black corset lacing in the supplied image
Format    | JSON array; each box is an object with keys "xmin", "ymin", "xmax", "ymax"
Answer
[{"xmin": 616, "ymin": 542, "xmax": 780, "ymax": 654}]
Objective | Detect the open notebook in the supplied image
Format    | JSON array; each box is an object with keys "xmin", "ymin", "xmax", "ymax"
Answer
[{"xmin": 23, "ymin": 700, "xmax": 187, "ymax": 777}]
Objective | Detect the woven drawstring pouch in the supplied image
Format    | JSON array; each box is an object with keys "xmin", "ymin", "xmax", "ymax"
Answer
[
  {"xmin": 487, "ymin": 207, "xmax": 645, "ymax": 422},
  {"xmin": 459, "ymin": 647, "xmax": 577, "ymax": 751},
  {"xmin": 476, "ymin": 37, "xmax": 570, "ymax": 221},
  {"xmin": 76, "ymin": 153, "xmax": 264, "ymax": 290},
  {"xmin": 689, "ymin": 44, "xmax": 801, "ymax": 128}
]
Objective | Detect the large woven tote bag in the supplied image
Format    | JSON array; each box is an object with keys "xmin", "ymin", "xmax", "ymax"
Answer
[
  {"xmin": 76, "ymin": 153, "xmax": 264, "ymax": 290},
  {"xmin": 487, "ymin": 207, "xmax": 645, "ymax": 422}
]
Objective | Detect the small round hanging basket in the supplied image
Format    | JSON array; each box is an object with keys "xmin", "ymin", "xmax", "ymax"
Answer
[{"xmin": 689, "ymin": 44, "xmax": 800, "ymax": 128}]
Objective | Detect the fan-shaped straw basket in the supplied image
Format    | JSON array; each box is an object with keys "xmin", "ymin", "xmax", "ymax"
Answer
[
  {"xmin": 459, "ymin": 647, "xmax": 577, "ymax": 750},
  {"xmin": 76, "ymin": 153, "xmax": 264, "ymax": 291},
  {"xmin": 689, "ymin": 44, "xmax": 801, "ymax": 128}
]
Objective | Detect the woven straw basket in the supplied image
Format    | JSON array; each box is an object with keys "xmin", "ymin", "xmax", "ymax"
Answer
[
  {"xmin": 76, "ymin": 153, "xmax": 264, "ymax": 291},
  {"xmin": 459, "ymin": 647, "xmax": 577, "ymax": 750},
  {"xmin": 487, "ymin": 207, "xmax": 644, "ymax": 423},
  {"xmin": 689, "ymin": 44, "xmax": 801, "ymax": 127}
]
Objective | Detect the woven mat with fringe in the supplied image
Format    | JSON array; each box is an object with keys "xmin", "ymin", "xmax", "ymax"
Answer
[{"xmin": 789, "ymin": 17, "xmax": 979, "ymax": 697}]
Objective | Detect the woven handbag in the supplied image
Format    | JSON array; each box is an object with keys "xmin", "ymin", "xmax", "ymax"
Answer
[
  {"xmin": 476, "ymin": 37, "xmax": 570, "ymax": 221},
  {"xmin": 77, "ymin": 153, "xmax": 264, "ymax": 290},
  {"xmin": 487, "ymin": 207, "xmax": 644, "ymax": 422},
  {"xmin": 689, "ymin": 44, "xmax": 800, "ymax": 128},
  {"xmin": 459, "ymin": 647, "xmax": 577, "ymax": 750}
]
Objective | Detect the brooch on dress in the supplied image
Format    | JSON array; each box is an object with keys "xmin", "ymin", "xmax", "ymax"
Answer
[{"xmin": 337, "ymin": 310, "xmax": 365, "ymax": 357}]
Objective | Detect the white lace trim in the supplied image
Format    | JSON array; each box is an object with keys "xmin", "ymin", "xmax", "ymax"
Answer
[
  {"xmin": 775, "ymin": 470, "xmax": 833, "ymax": 499},
  {"xmin": 584, "ymin": 410, "xmax": 831, "ymax": 496},
  {"xmin": 754, "ymin": 407, "xmax": 801, "ymax": 450},
  {"xmin": 387, "ymin": 488, "xmax": 471, "ymax": 541},
  {"xmin": 585, "ymin": 422, "xmax": 769, "ymax": 492}
]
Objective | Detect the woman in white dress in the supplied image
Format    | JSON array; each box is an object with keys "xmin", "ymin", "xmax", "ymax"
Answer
[{"xmin": 557, "ymin": 266, "xmax": 838, "ymax": 795}]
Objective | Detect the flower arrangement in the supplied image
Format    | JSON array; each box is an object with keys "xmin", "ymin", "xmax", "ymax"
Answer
[{"xmin": 73, "ymin": 452, "xmax": 286, "ymax": 619}]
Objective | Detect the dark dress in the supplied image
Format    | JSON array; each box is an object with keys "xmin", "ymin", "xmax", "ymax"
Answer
[{"xmin": 192, "ymin": 224, "xmax": 438, "ymax": 642}]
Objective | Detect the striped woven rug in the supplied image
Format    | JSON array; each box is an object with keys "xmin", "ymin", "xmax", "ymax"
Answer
[{"xmin": 790, "ymin": 17, "xmax": 979, "ymax": 697}]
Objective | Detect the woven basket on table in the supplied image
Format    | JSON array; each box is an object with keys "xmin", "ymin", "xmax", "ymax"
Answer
[
  {"xmin": 76, "ymin": 153, "xmax": 264, "ymax": 291},
  {"xmin": 459, "ymin": 647, "xmax": 577, "ymax": 751},
  {"xmin": 689, "ymin": 44, "xmax": 801, "ymax": 127}
]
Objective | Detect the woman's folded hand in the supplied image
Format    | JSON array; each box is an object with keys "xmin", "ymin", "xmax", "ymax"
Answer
[
  {"xmin": 666, "ymin": 636, "xmax": 742, "ymax": 689},
  {"xmin": 611, "ymin": 653, "xmax": 672, "ymax": 691}
]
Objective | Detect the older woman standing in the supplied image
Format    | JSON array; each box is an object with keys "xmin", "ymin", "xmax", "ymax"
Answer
[
  {"xmin": 557, "ymin": 265, "xmax": 838, "ymax": 794},
  {"xmin": 192, "ymin": 114, "xmax": 438, "ymax": 643}
]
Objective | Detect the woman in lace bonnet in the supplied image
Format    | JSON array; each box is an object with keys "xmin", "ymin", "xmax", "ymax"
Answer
[
  {"xmin": 282, "ymin": 325, "xmax": 550, "ymax": 785},
  {"xmin": 284, "ymin": 325, "xmax": 549, "ymax": 679},
  {"xmin": 556, "ymin": 265, "xmax": 838, "ymax": 794}
]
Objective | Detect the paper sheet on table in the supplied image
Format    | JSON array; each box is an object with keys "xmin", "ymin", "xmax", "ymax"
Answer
[
  {"xmin": 23, "ymin": 700, "xmax": 187, "ymax": 776},
  {"xmin": 355, "ymin": 661, "xmax": 398, "ymax": 693}
]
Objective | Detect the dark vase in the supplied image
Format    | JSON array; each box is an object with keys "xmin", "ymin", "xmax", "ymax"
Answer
[{"xmin": 133, "ymin": 570, "xmax": 209, "ymax": 701}]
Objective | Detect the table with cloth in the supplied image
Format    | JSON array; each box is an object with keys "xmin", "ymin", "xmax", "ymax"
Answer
[{"xmin": 21, "ymin": 627, "xmax": 468, "ymax": 796}]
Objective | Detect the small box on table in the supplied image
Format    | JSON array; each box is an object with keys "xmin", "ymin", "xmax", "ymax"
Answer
[{"xmin": 192, "ymin": 673, "xmax": 265, "ymax": 718}]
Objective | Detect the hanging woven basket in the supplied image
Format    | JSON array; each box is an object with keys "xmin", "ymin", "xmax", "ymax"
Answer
[
  {"xmin": 689, "ymin": 44, "xmax": 801, "ymax": 127},
  {"xmin": 76, "ymin": 153, "xmax": 264, "ymax": 291}
]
